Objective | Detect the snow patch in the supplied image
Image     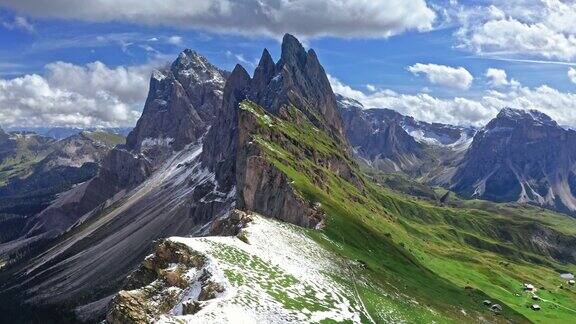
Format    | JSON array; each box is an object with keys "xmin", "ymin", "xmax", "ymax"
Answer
[
  {"xmin": 160, "ymin": 216, "xmax": 370, "ymax": 323},
  {"xmin": 141, "ymin": 137, "xmax": 175, "ymax": 148}
]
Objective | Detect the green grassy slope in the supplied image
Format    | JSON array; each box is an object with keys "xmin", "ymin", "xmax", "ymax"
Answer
[
  {"xmin": 81, "ymin": 130, "xmax": 125, "ymax": 147},
  {"xmin": 0, "ymin": 135, "xmax": 54, "ymax": 185},
  {"xmin": 239, "ymin": 100, "xmax": 576, "ymax": 323}
]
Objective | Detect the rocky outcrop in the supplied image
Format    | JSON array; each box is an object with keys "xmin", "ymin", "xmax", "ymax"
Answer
[
  {"xmin": 209, "ymin": 209, "xmax": 253, "ymax": 236},
  {"xmin": 106, "ymin": 239, "xmax": 225, "ymax": 324}
]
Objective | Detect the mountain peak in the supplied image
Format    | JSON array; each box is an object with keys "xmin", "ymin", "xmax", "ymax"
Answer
[
  {"xmin": 245, "ymin": 33, "xmax": 345, "ymax": 139},
  {"xmin": 230, "ymin": 64, "xmax": 251, "ymax": 83},
  {"xmin": 170, "ymin": 49, "xmax": 225, "ymax": 85},
  {"xmin": 126, "ymin": 49, "xmax": 226, "ymax": 153},
  {"xmin": 256, "ymin": 48, "xmax": 274, "ymax": 73},
  {"xmin": 174, "ymin": 49, "xmax": 206, "ymax": 66},
  {"xmin": 280, "ymin": 33, "xmax": 307, "ymax": 68},
  {"xmin": 495, "ymin": 107, "xmax": 557, "ymax": 127}
]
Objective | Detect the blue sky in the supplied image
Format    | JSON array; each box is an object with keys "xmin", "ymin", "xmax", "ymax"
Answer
[{"xmin": 1, "ymin": 0, "xmax": 576, "ymax": 128}]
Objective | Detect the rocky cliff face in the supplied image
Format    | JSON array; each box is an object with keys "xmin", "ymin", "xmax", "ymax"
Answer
[
  {"xmin": 235, "ymin": 103, "xmax": 326, "ymax": 228},
  {"xmin": 201, "ymin": 64, "xmax": 251, "ymax": 194},
  {"xmin": 448, "ymin": 108, "xmax": 576, "ymax": 214}
]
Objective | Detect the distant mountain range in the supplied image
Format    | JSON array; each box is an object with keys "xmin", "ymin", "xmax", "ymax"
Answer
[
  {"xmin": 0, "ymin": 35, "xmax": 575, "ymax": 324},
  {"xmin": 4, "ymin": 126, "xmax": 132, "ymax": 140},
  {"xmin": 337, "ymin": 94, "xmax": 576, "ymax": 216}
]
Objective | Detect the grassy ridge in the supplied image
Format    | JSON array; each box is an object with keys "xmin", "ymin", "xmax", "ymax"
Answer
[{"xmin": 239, "ymin": 100, "xmax": 576, "ymax": 323}]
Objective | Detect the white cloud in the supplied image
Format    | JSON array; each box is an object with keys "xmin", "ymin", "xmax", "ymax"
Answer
[
  {"xmin": 569, "ymin": 67, "xmax": 576, "ymax": 84},
  {"xmin": 485, "ymin": 68, "xmax": 515, "ymax": 87},
  {"xmin": 0, "ymin": 61, "xmax": 154, "ymax": 128},
  {"xmin": 408, "ymin": 63, "xmax": 473, "ymax": 90},
  {"xmin": 366, "ymin": 84, "xmax": 376, "ymax": 92},
  {"xmin": 329, "ymin": 74, "xmax": 576, "ymax": 127},
  {"xmin": 167, "ymin": 35, "xmax": 183, "ymax": 45},
  {"xmin": 0, "ymin": 0, "xmax": 436, "ymax": 38},
  {"xmin": 456, "ymin": 1, "xmax": 576, "ymax": 61},
  {"xmin": 1, "ymin": 15, "xmax": 34, "ymax": 32}
]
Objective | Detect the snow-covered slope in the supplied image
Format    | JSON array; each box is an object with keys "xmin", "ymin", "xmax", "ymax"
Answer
[{"xmin": 108, "ymin": 213, "xmax": 375, "ymax": 323}]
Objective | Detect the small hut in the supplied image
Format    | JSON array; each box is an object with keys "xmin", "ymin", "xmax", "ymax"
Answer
[{"xmin": 523, "ymin": 283, "xmax": 535, "ymax": 291}]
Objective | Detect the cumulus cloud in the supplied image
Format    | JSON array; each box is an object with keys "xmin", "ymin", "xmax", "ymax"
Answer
[
  {"xmin": 485, "ymin": 68, "xmax": 519, "ymax": 88},
  {"xmin": 456, "ymin": 0, "xmax": 576, "ymax": 61},
  {"xmin": 408, "ymin": 63, "xmax": 473, "ymax": 90},
  {"xmin": 329, "ymin": 74, "xmax": 576, "ymax": 127},
  {"xmin": 0, "ymin": 0, "xmax": 436, "ymax": 38},
  {"xmin": 569, "ymin": 67, "xmax": 576, "ymax": 84},
  {"xmin": 0, "ymin": 61, "xmax": 153, "ymax": 128}
]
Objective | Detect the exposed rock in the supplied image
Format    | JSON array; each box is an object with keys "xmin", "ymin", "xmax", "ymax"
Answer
[
  {"xmin": 198, "ymin": 280, "xmax": 225, "ymax": 300},
  {"xmin": 99, "ymin": 147, "xmax": 152, "ymax": 190},
  {"xmin": 201, "ymin": 34, "xmax": 354, "ymax": 228},
  {"xmin": 182, "ymin": 300, "xmax": 202, "ymax": 315},
  {"xmin": 209, "ymin": 209, "xmax": 253, "ymax": 236},
  {"xmin": 491, "ymin": 303, "xmax": 502, "ymax": 313},
  {"xmin": 106, "ymin": 239, "xmax": 223, "ymax": 323},
  {"xmin": 251, "ymin": 34, "xmax": 345, "ymax": 141}
]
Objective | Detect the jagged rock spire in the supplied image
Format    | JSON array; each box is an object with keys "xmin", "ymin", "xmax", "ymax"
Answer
[
  {"xmin": 126, "ymin": 49, "xmax": 226, "ymax": 156},
  {"xmin": 249, "ymin": 33, "xmax": 345, "ymax": 140},
  {"xmin": 202, "ymin": 34, "xmax": 347, "ymax": 194},
  {"xmin": 250, "ymin": 48, "xmax": 275, "ymax": 96},
  {"xmin": 278, "ymin": 33, "xmax": 308, "ymax": 68}
]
